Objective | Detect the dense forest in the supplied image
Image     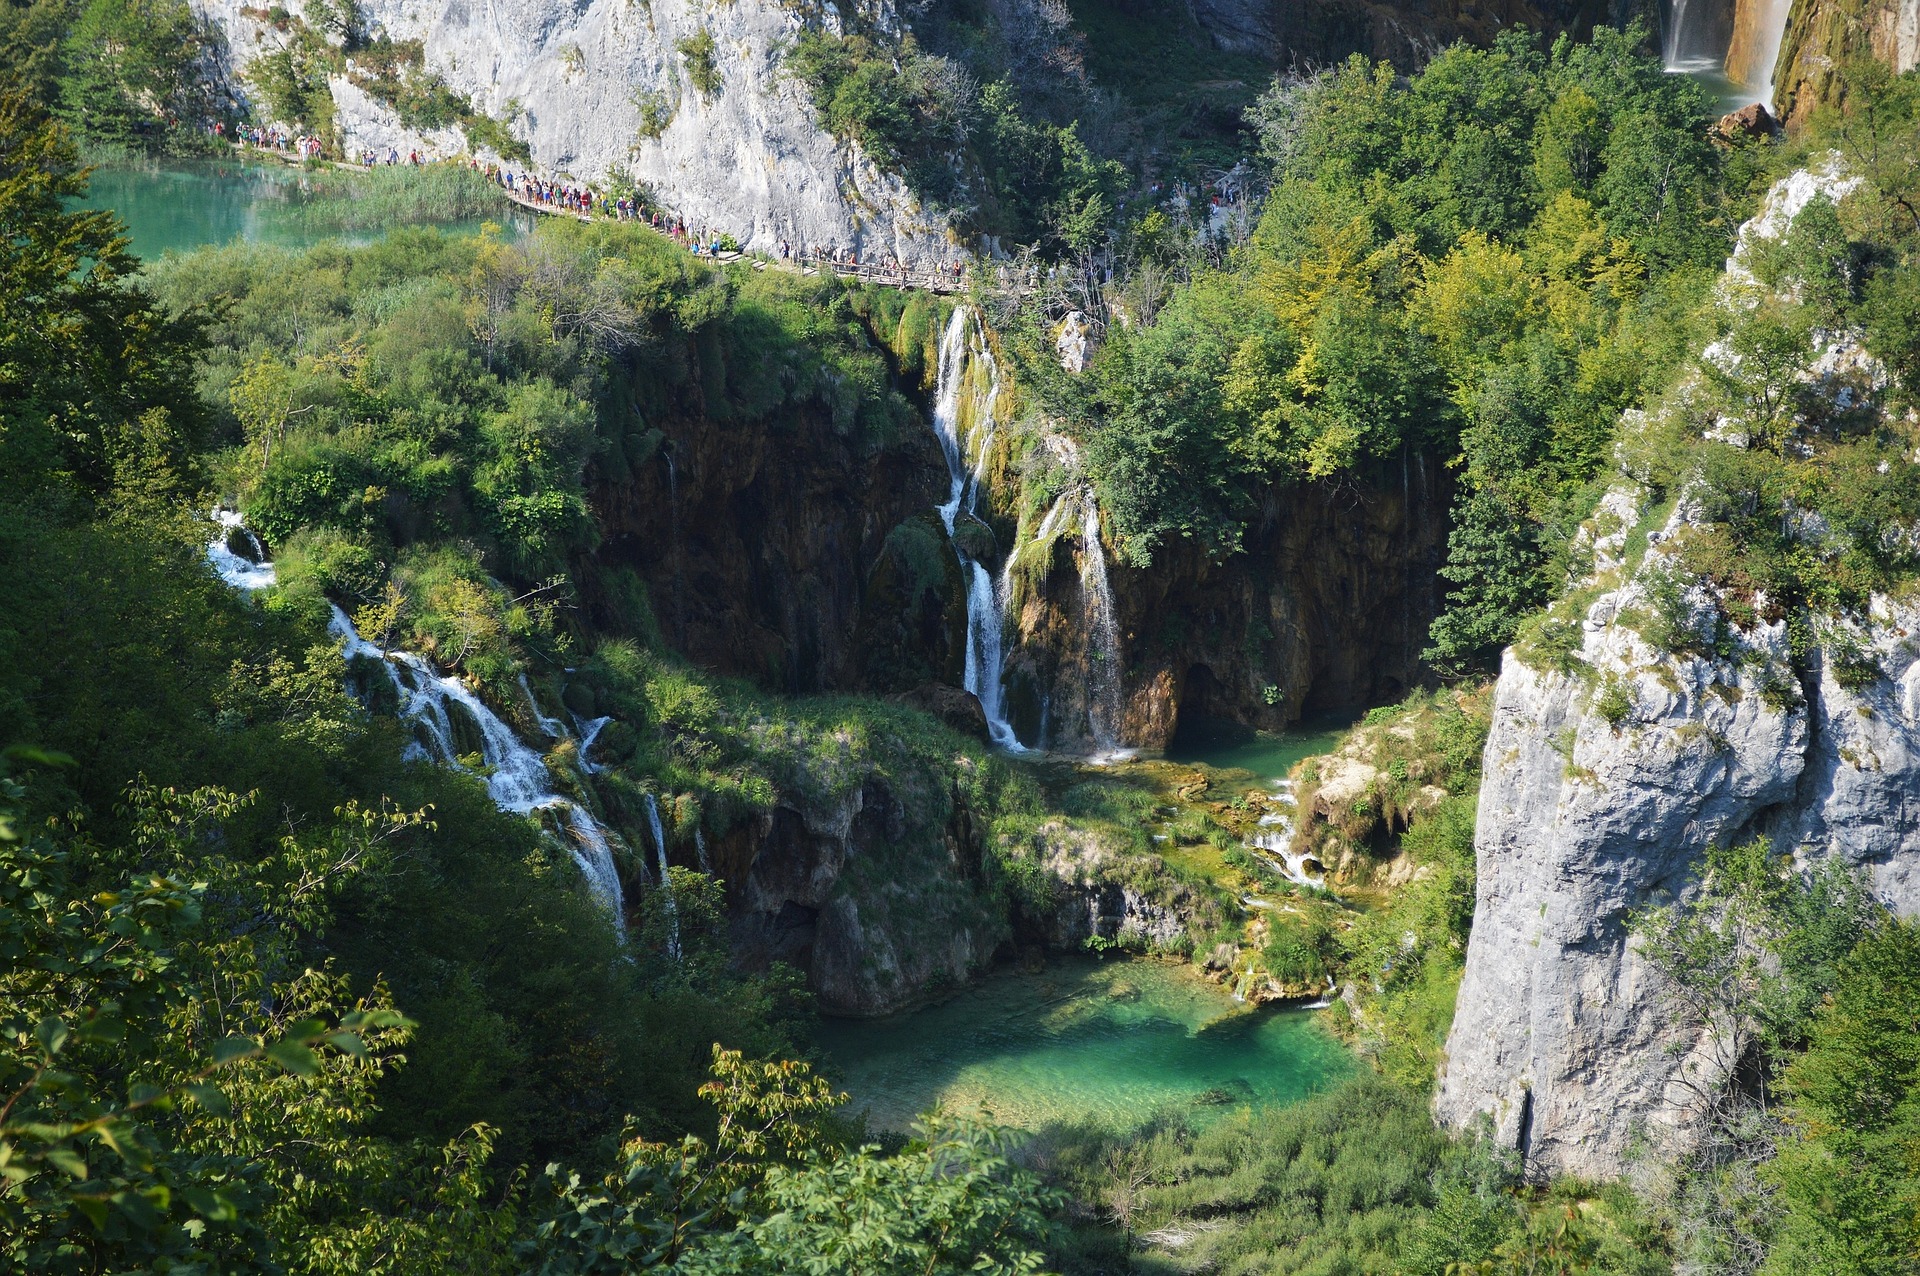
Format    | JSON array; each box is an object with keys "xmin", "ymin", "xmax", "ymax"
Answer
[{"xmin": 6, "ymin": 0, "xmax": 1920, "ymax": 1268}]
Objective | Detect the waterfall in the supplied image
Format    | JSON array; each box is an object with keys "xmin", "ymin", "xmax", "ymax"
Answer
[
  {"xmin": 929, "ymin": 307, "xmax": 1022, "ymax": 750},
  {"xmin": 1079, "ymin": 495, "xmax": 1126, "ymax": 756},
  {"xmin": 208, "ymin": 509, "xmax": 277, "ymax": 591},
  {"xmin": 1663, "ymin": 0, "xmax": 1697, "ymax": 67},
  {"xmin": 325, "ymin": 605, "xmax": 628, "ymax": 920},
  {"xmin": 1246, "ymin": 781, "xmax": 1328, "ymax": 890},
  {"xmin": 1666, "ymin": 0, "xmax": 1793, "ymax": 106},
  {"xmin": 644, "ymin": 793, "xmax": 680, "ymax": 960},
  {"xmin": 1004, "ymin": 484, "xmax": 1126, "ymax": 755},
  {"xmin": 520, "ymin": 673, "xmax": 565, "ymax": 738},
  {"xmin": 572, "ymin": 713, "xmax": 612, "ymax": 774},
  {"xmin": 203, "ymin": 511, "xmax": 627, "ymax": 925},
  {"xmin": 1745, "ymin": 0, "xmax": 1794, "ymax": 103}
]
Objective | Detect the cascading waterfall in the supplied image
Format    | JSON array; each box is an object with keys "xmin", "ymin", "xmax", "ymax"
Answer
[
  {"xmin": 572, "ymin": 713, "xmax": 612, "ymax": 774},
  {"xmin": 1003, "ymin": 483, "xmax": 1127, "ymax": 755},
  {"xmin": 520, "ymin": 673, "xmax": 566, "ymax": 739},
  {"xmin": 929, "ymin": 307, "xmax": 1023, "ymax": 750},
  {"xmin": 644, "ymin": 793, "xmax": 680, "ymax": 960},
  {"xmin": 1246, "ymin": 780, "xmax": 1327, "ymax": 890},
  {"xmin": 326, "ymin": 605, "xmax": 628, "ymax": 920},
  {"xmin": 1078, "ymin": 496, "xmax": 1126, "ymax": 756},
  {"xmin": 204, "ymin": 510, "xmax": 628, "ymax": 926},
  {"xmin": 208, "ymin": 509, "xmax": 278, "ymax": 591},
  {"xmin": 1744, "ymin": 0, "xmax": 1794, "ymax": 103}
]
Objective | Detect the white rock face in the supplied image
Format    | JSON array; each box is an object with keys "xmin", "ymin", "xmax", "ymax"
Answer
[
  {"xmin": 1435, "ymin": 167, "xmax": 1920, "ymax": 1179},
  {"xmin": 194, "ymin": 0, "xmax": 960, "ymax": 262}
]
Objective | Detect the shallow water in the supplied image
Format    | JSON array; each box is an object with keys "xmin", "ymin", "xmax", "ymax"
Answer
[
  {"xmin": 815, "ymin": 957, "xmax": 1353, "ymax": 1134},
  {"xmin": 1667, "ymin": 58, "xmax": 1761, "ymax": 114},
  {"xmin": 75, "ymin": 157, "xmax": 525, "ymax": 260},
  {"xmin": 1162, "ymin": 714, "xmax": 1354, "ymax": 782}
]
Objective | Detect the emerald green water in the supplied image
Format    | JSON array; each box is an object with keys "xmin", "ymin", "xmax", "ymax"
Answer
[
  {"xmin": 75, "ymin": 158, "xmax": 524, "ymax": 260},
  {"xmin": 1162, "ymin": 714, "xmax": 1354, "ymax": 782},
  {"xmin": 816, "ymin": 958, "xmax": 1353, "ymax": 1133}
]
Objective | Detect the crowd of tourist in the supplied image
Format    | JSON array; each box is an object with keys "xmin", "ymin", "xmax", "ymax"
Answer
[{"xmin": 215, "ymin": 121, "xmax": 325, "ymax": 159}]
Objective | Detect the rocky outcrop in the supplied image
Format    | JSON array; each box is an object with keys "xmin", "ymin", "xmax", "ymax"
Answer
[
  {"xmin": 720, "ymin": 773, "xmax": 1006, "ymax": 1016},
  {"xmin": 194, "ymin": 0, "xmax": 959, "ymax": 260},
  {"xmin": 1019, "ymin": 820, "xmax": 1195, "ymax": 950},
  {"xmin": 1002, "ymin": 459, "xmax": 1450, "ymax": 752},
  {"xmin": 1775, "ymin": 0, "xmax": 1920, "ymax": 124},
  {"xmin": 1434, "ymin": 167, "xmax": 1920, "ymax": 1180},
  {"xmin": 1434, "ymin": 503, "xmax": 1920, "ymax": 1177}
]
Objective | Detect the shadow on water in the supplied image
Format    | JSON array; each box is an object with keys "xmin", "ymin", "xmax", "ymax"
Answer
[
  {"xmin": 813, "ymin": 955, "xmax": 1353, "ymax": 1136},
  {"xmin": 1162, "ymin": 712, "xmax": 1356, "ymax": 783},
  {"xmin": 1666, "ymin": 58, "xmax": 1759, "ymax": 114}
]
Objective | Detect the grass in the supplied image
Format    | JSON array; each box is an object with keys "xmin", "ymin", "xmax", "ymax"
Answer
[{"xmin": 290, "ymin": 164, "xmax": 514, "ymax": 230}]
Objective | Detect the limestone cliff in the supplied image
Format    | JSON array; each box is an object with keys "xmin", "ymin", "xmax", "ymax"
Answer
[
  {"xmin": 1775, "ymin": 0, "xmax": 1920, "ymax": 123},
  {"xmin": 194, "ymin": 0, "xmax": 958, "ymax": 260},
  {"xmin": 1434, "ymin": 166, "xmax": 1920, "ymax": 1179}
]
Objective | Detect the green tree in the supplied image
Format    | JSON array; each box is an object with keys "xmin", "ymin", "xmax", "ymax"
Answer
[
  {"xmin": 0, "ymin": 81, "xmax": 207, "ymax": 498},
  {"xmin": 1764, "ymin": 922, "xmax": 1920, "ymax": 1276},
  {"xmin": 527, "ymin": 1047, "xmax": 1061, "ymax": 1274},
  {"xmin": 0, "ymin": 761, "xmax": 419, "ymax": 1273},
  {"xmin": 58, "ymin": 0, "xmax": 212, "ymax": 149}
]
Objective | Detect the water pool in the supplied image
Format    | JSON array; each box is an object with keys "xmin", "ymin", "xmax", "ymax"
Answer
[
  {"xmin": 73, "ymin": 157, "xmax": 530, "ymax": 260},
  {"xmin": 1161, "ymin": 714, "xmax": 1354, "ymax": 783},
  {"xmin": 815, "ymin": 956, "xmax": 1353, "ymax": 1134}
]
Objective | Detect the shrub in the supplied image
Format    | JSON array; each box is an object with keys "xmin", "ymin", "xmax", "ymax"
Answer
[
  {"xmin": 678, "ymin": 29, "xmax": 721, "ymax": 97},
  {"xmin": 631, "ymin": 86, "xmax": 676, "ymax": 140}
]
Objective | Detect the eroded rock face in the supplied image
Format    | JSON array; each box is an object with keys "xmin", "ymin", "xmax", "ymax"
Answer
[
  {"xmin": 589, "ymin": 370, "xmax": 949, "ymax": 695},
  {"xmin": 1775, "ymin": 0, "xmax": 1920, "ymax": 124},
  {"xmin": 1436, "ymin": 167, "xmax": 1920, "ymax": 1180},
  {"xmin": 194, "ymin": 0, "xmax": 959, "ymax": 260},
  {"xmin": 724, "ymin": 773, "xmax": 1005, "ymax": 1016},
  {"xmin": 1003, "ymin": 459, "xmax": 1450, "ymax": 751},
  {"xmin": 1436, "ymin": 528, "xmax": 1920, "ymax": 1177},
  {"xmin": 1183, "ymin": 0, "xmax": 1610, "ymax": 64}
]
